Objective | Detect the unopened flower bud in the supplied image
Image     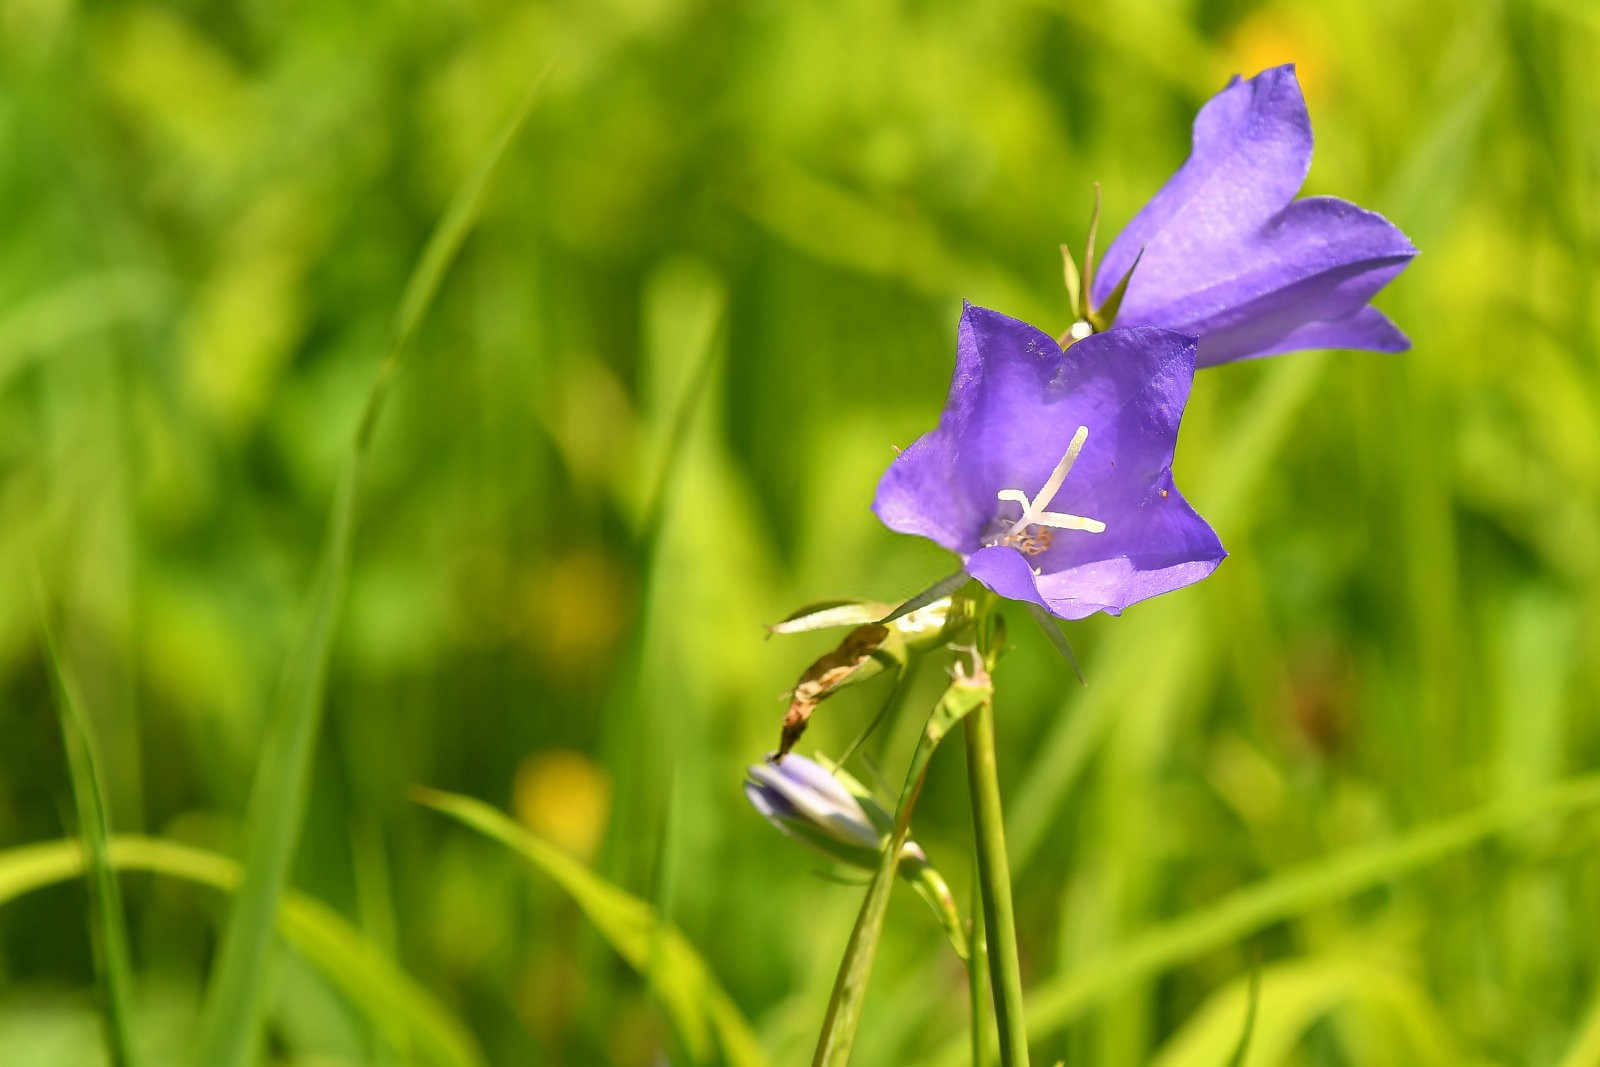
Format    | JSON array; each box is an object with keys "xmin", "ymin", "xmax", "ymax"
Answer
[{"xmin": 744, "ymin": 753, "xmax": 964, "ymax": 957}]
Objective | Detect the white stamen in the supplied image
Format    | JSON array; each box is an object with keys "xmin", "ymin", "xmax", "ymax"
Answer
[
  {"xmin": 996, "ymin": 424, "xmax": 1106, "ymax": 539},
  {"xmin": 996, "ymin": 489, "xmax": 1031, "ymax": 509},
  {"xmin": 1067, "ymin": 320, "xmax": 1094, "ymax": 341}
]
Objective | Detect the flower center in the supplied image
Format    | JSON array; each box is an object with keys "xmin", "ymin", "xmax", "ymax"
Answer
[{"xmin": 992, "ymin": 425, "xmax": 1105, "ymax": 555}]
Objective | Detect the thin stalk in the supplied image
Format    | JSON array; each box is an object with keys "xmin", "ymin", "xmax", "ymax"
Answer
[
  {"xmin": 968, "ymin": 869, "xmax": 991, "ymax": 1067},
  {"xmin": 965, "ymin": 696, "xmax": 1029, "ymax": 1067},
  {"xmin": 812, "ymin": 657, "xmax": 990, "ymax": 1066},
  {"xmin": 192, "ymin": 71, "xmax": 549, "ymax": 1067},
  {"xmin": 811, "ymin": 762, "xmax": 931, "ymax": 1067},
  {"xmin": 35, "ymin": 573, "xmax": 141, "ymax": 1067},
  {"xmin": 838, "ymin": 661, "xmax": 916, "ymax": 771}
]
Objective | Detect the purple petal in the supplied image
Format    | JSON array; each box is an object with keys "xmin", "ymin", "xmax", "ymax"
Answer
[
  {"xmin": 773, "ymin": 754, "xmax": 860, "ymax": 814},
  {"xmin": 874, "ymin": 303, "xmax": 1074, "ymax": 551},
  {"xmin": 1229, "ymin": 304, "xmax": 1410, "ymax": 362},
  {"xmin": 1092, "ymin": 66, "xmax": 1416, "ymax": 366},
  {"xmin": 1095, "ymin": 65, "xmax": 1311, "ymax": 311},
  {"xmin": 964, "ymin": 546, "xmax": 1052, "ymax": 612},
  {"xmin": 744, "ymin": 779, "xmax": 798, "ymax": 822},
  {"xmin": 1163, "ymin": 198, "xmax": 1416, "ymax": 366},
  {"xmin": 749, "ymin": 758, "xmax": 877, "ymax": 848},
  {"xmin": 1032, "ymin": 467, "xmax": 1226, "ymax": 619},
  {"xmin": 876, "ymin": 311, "xmax": 1225, "ymax": 620},
  {"xmin": 964, "ymin": 327, "xmax": 1225, "ymax": 618}
]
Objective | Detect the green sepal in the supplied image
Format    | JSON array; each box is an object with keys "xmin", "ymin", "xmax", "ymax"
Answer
[
  {"xmin": 765, "ymin": 815, "xmax": 882, "ymax": 871},
  {"xmin": 1087, "ymin": 245, "xmax": 1144, "ymax": 332},
  {"xmin": 814, "ymin": 755, "xmax": 895, "ymax": 838},
  {"xmin": 879, "ymin": 569, "xmax": 970, "ymax": 625},
  {"xmin": 767, "ymin": 599, "xmax": 892, "ymax": 637},
  {"xmin": 1080, "ymin": 182, "xmax": 1102, "ymax": 321},
  {"xmin": 1026, "ymin": 603, "xmax": 1085, "ymax": 685},
  {"xmin": 1060, "ymin": 244, "xmax": 1082, "ymax": 320},
  {"xmin": 906, "ymin": 861, "xmax": 969, "ymax": 960},
  {"xmin": 894, "ymin": 591, "xmax": 977, "ymax": 652},
  {"xmin": 774, "ymin": 586, "xmax": 979, "ymax": 756}
]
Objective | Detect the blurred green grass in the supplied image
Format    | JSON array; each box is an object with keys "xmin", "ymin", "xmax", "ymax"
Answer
[{"xmin": 0, "ymin": 0, "xmax": 1596, "ymax": 1064}]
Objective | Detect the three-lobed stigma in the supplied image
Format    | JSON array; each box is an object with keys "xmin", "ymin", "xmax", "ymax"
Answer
[{"xmin": 992, "ymin": 425, "xmax": 1106, "ymax": 556}]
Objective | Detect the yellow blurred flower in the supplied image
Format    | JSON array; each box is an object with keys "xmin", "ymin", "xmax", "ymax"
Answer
[{"xmin": 513, "ymin": 749, "xmax": 613, "ymax": 861}]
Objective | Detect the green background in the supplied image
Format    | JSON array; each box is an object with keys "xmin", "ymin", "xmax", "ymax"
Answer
[{"xmin": 2, "ymin": 0, "xmax": 1598, "ymax": 1063}]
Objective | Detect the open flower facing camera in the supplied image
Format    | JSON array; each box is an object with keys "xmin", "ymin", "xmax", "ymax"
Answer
[{"xmin": 874, "ymin": 305, "xmax": 1225, "ymax": 620}]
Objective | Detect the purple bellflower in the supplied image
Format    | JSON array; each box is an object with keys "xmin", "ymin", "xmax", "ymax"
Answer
[
  {"xmin": 746, "ymin": 753, "xmax": 967, "ymax": 955},
  {"xmin": 1084, "ymin": 64, "xmax": 1416, "ymax": 367},
  {"xmin": 874, "ymin": 304, "xmax": 1224, "ymax": 620},
  {"xmin": 745, "ymin": 754, "xmax": 924, "ymax": 868}
]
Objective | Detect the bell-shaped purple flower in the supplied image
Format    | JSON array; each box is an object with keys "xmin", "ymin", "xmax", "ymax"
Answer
[
  {"xmin": 874, "ymin": 304, "xmax": 1224, "ymax": 620},
  {"xmin": 745, "ymin": 753, "xmax": 967, "ymax": 956},
  {"xmin": 1090, "ymin": 64, "xmax": 1416, "ymax": 367},
  {"xmin": 744, "ymin": 754, "xmax": 908, "ymax": 866}
]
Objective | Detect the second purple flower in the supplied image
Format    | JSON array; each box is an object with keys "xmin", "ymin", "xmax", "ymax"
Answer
[{"xmin": 1088, "ymin": 64, "xmax": 1417, "ymax": 367}]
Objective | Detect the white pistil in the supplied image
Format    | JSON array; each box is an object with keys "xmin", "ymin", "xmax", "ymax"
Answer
[{"xmin": 998, "ymin": 425, "xmax": 1106, "ymax": 539}]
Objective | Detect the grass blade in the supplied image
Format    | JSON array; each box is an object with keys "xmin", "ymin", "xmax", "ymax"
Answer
[
  {"xmin": 415, "ymin": 787, "xmax": 768, "ymax": 1067},
  {"xmin": 1221, "ymin": 960, "xmax": 1259, "ymax": 1067},
  {"xmin": 932, "ymin": 771, "xmax": 1600, "ymax": 1065},
  {"xmin": 879, "ymin": 570, "xmax": 970, "ymax": 625},
  {"xmin": 1149, "ymin": 956, "xmax": 1461, "ymax": 1067},
  {"xmin": 1558, "ymin": 983, "xmax": 1600, "ymax": 1067},
  {"xmin": 192, "ymin": 70, "xmax": 549, "ymax": 1067},
  {"xmin": 0, "ymin": 271, "xmax": 167, "ymax": 394},
  {"xmin": 34, "ymin": 574, "xmax": 141, "ymax": 1067},
  {"xmin": 0, "ymin": 836, "xmax": 483, "ymax": 1067}
]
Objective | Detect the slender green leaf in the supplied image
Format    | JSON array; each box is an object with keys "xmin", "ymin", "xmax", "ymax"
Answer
[
  {"xmin": 0, "ymin": 836, "xmax": 483, "ymax": 1067},
  {"xmin": 1149, "ymin": 956, "xmax": 1462, "ymax": 1067},
  {"xmin": 1221, "ymin": 960, "xmax": 1258, "ymax": 1067},
  {"xmin": 1558, "ymin": 984, "xmax": 1600, "ymax": 1067},
  {"xmin": 415, "ymin": 788, "xmax": 769, "ymax": 1067},
  {"xmin": 0, "ymin": 271, "xmax": 167, "ymax": 393},
  {"xmin": 934, "ymin": 772, "xmax": 1600, "ymax": 1065},
  {"xmin": 34, "ymin": 576, "xmax": 141, "ymax": 1067},
  {"xmin": 193, "ymin": 70, "xmax": 549, "ymax": 1067}
]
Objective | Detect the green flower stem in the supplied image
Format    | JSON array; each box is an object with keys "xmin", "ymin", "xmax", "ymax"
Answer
[
  {"xmin": 811, "ymin": 760, "xmax": 930, "ymax": 1067},
  {"xmin": 813, "ymin": 650, "xmax": 989, "ymax": 1067},
  {"xmin": 35, "ymin": 573, "xmax": 140, "ymax": 1067},
  {"xmin": 965, "ymin": 694, "xmax": 1030, "ymax": 1067},
  {"xmin": 968, "ymin": 870, "xmax": 991, "ymax": 1067}
]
